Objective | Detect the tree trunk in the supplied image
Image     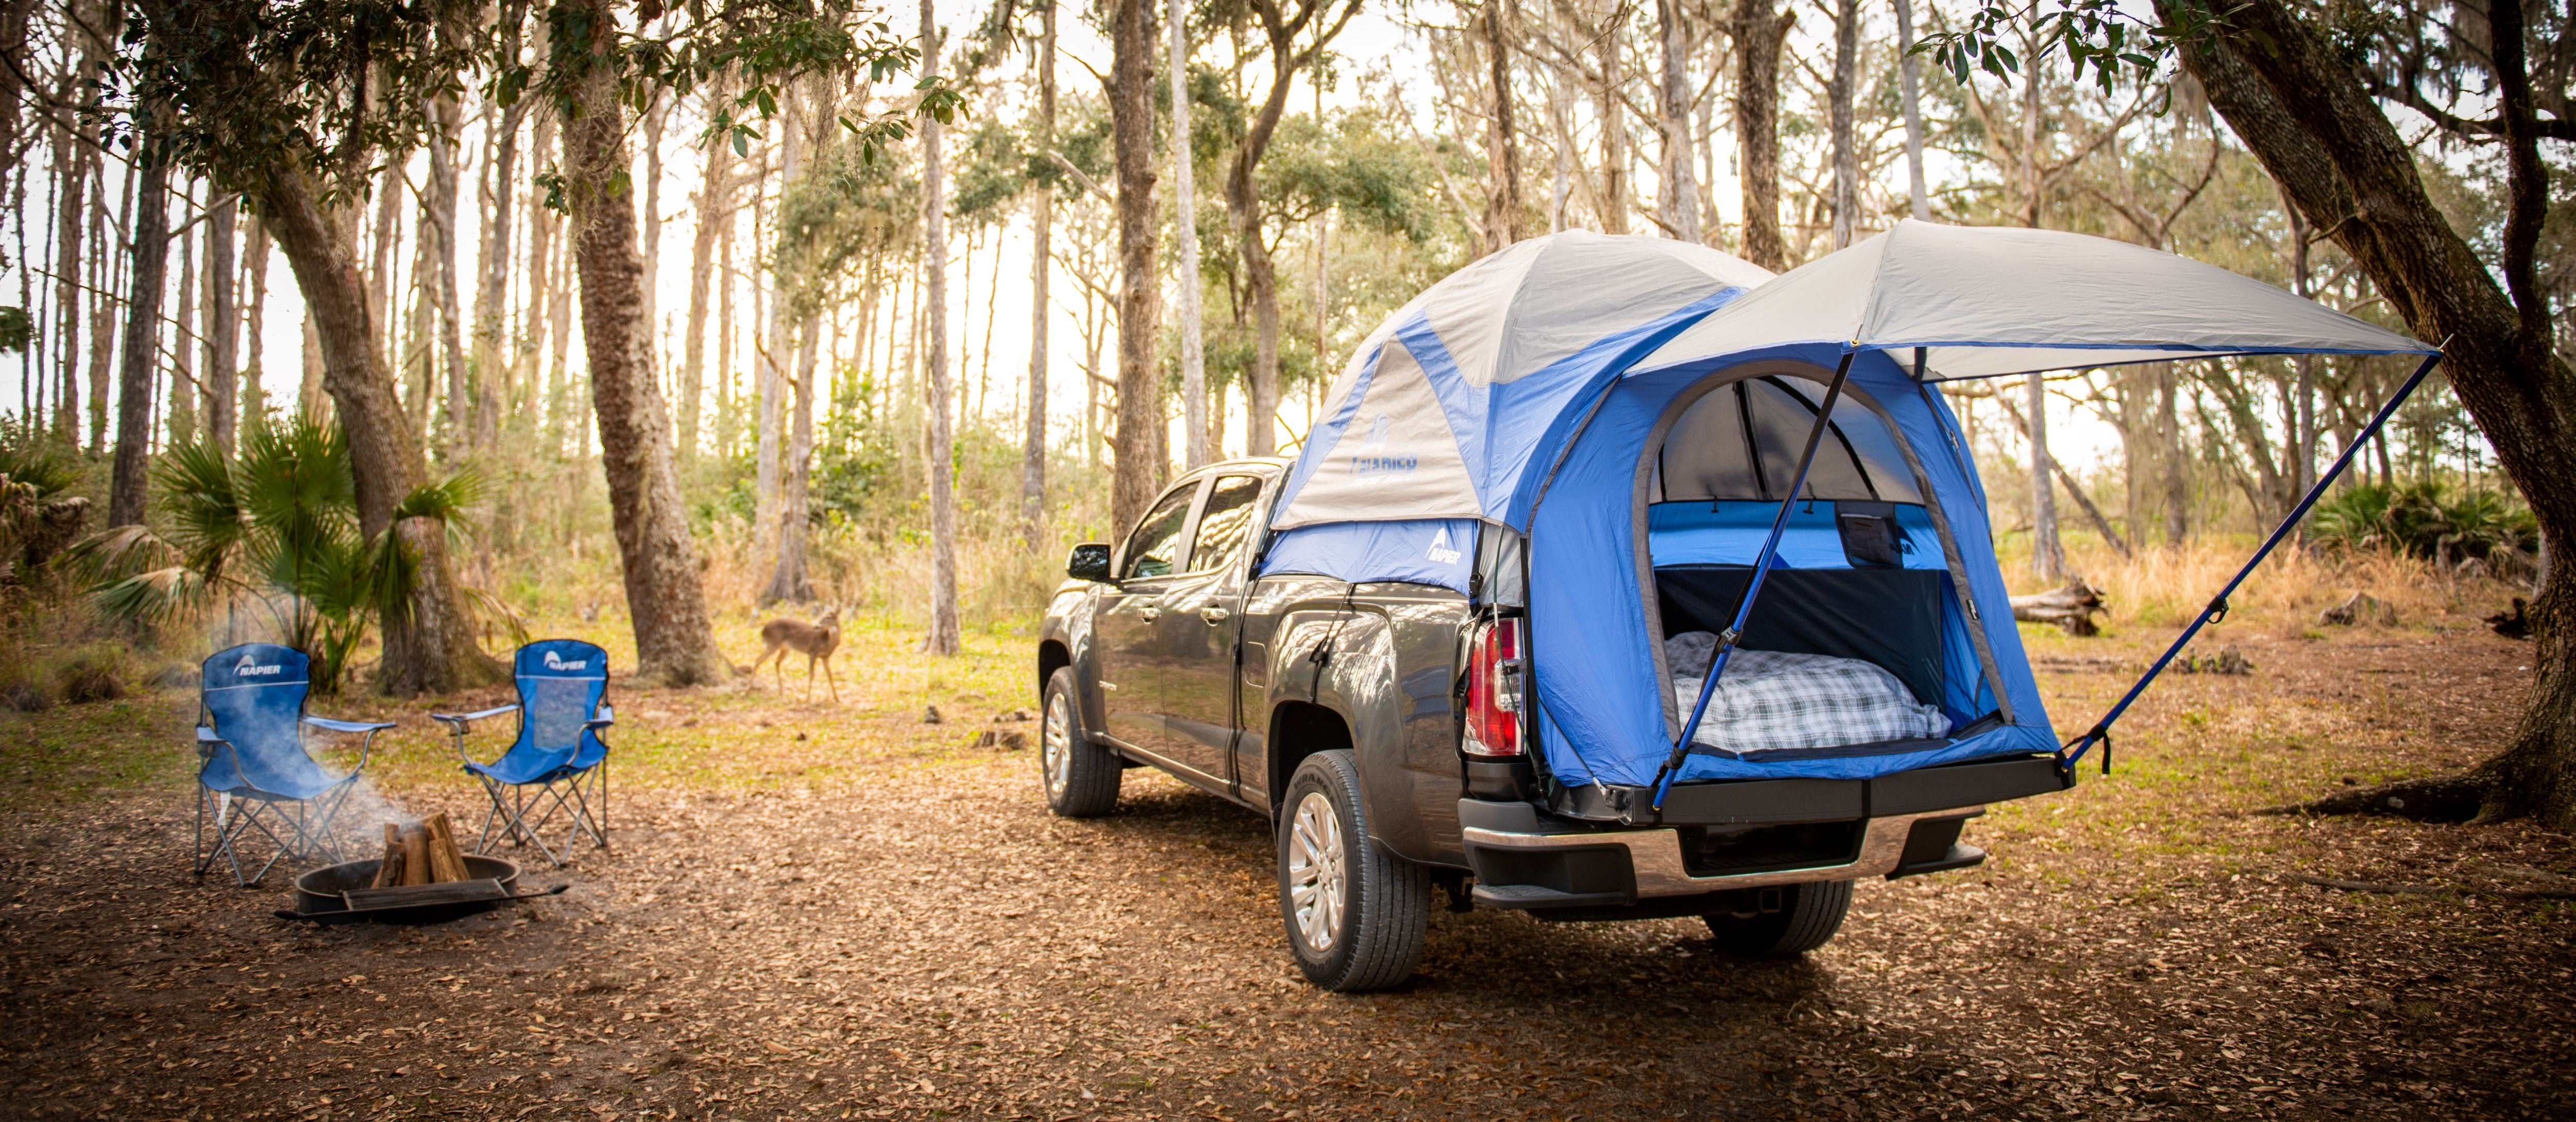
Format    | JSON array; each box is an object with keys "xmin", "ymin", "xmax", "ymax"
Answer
[
  {"xmin": 681, "ymin": 83, "xmax": 731, "ymax": 468},
  {"xmin": 171, "ymin": 199, "xmax": 197, "ymax": 446},
  {"xmin": 1892, "ymin": 0, "xmax": 1929, "ymax": 221},
  {"xmin": 2153, "ymin": 361, "xmax": 2187, "ymax": 542},
  {"xmin": 49, "ymin": 127, "xmax": 83, "ymax": 443},
  {"xmin": 2171, "ymin": 0, "xmax": 2576, "ymax": 823},
  {"xmin": 257, "ymin": 165, "xmax": 501, "ymax": 694},
  {"xmin": 1731, "ymin": 0, "xmax": 1791, "ymax": 268},
  {"xmin": 1111, "ymin": 0, "xmax": 1164, "ymax": 535},
  {"xmin": 2026, "ymin": 370, "xmax": 2063, "ymax": 579},
  {"xmin": 922, "ymin": 0, "xmax": 960, "ymax": 654},
  {"xmin": 1484, "ymin": 0, "xmax": 1526, "ymax": 253},
  {"xmin": 756, "ymin": 93, "xmax": 802, "ymax": 569},
  {"xmin": 558, "ymin": 2, "xmax": 727, "ymax": 687},
  {"xmin": 108, "ymin": 159, "xmax": 170, "ymax": 528},
  {"xmin": 1022, "ymin": 0, "xmax": 1057, "ymax": 548},
  {"xmin": 762, "ymin": 311, "xmax": 814, "ymax": 604},
  {"xmin": 1826, "ymin": 0, "xmax": 1858, "ymax": 248},
  {"xmin": 524, "ymin": 106, "xmax": 556, "ymax": 432},
  {"xmin": 1221, "ymin": 10, "xmax": 1350, "ymax": 461},
  {"xmin": 0, "ymin": 0, "xmax": 33, "ymax": 168},
  {"xmin": 1593, "ymin": 6, "xmax": 1628, "ymax": 235},
  {"xmin": 94, "ymin": 152, "xmax": 132, "ymax": 451},
  {"xmin": 368, "ymin": 160, "xmax": 401, "ymax": 368},
  {"xmin": 766, "ymin": 313, "xmax": 816, "ymax": 603},
  {"xmin": 472, "ymin": 92, "xmax": 526, "ymax": 453},
  {"xmin": 243, "ymin": 219, "xmax": 269, "ymax": 423},
  {"xmin": 1167, "ymin": 0, "xmax": 1208, "ymax": 471},
  {"xmin": 205, "ymin": 193, "xmax": 238, "ymax": 454},
  {"xmin": 716, "ymin": 209, "xmax": 737, "ymax": 459},
  {"xmin": 428, "ymin": 93, "xmax": 469, "ymax": 459},
  {"xmin": 1654, "ymin": 0, "xmax": 1697, "ymax": 243}
]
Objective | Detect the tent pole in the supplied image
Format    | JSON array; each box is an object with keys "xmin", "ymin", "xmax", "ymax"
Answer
[
  {"xmin": 1653, "ymin": 350, "xmax": 1858, "ymax": 811},
  {"xmin": 2060, "ymin": 351, "xmax": 2444, "ymax": 775}
]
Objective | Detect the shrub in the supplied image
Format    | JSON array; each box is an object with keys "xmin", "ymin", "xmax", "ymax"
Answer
[
  {"xmin": 2308, "ymin": 482, "xmax": 2537, "ymax": 563},
  {"xmin": 54, "ymin": 649, "xmax": 125, "ymax": 704}
]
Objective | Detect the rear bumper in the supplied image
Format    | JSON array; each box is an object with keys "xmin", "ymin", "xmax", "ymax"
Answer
[
  {"xmin": 1462, "ymin": 809, "xmax": 1978, "ymax": 907},
  {"xmin": 1461, "ymin": 754, "xmax": 2066, "ymax": 910}
]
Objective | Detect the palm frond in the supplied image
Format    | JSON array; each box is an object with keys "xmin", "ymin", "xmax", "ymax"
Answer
[
  {"xmin": 463, "ymin": 584, "xmax": 532, "ymax": 648},
  {"xmin": 92, "ymin": 566, "xmax": 223, "ymax": 628},
  {"xmin": 63, "ymin": 523, "xmax": 182, "ymax": 585}
]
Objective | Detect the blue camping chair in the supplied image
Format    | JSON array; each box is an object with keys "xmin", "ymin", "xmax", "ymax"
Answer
[
  {"xmin": 194, "ymin": 643, "xmax": 396, "ymax": 888},
  {"xmin": 434, "ymin": 639, "xmax": 615, "ymax": 868}
]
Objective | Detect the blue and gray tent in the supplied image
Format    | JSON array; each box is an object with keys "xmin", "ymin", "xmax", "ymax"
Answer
[{"xmin": 1262, "ymin": 220, "xmax": 2436, "ymax": 793}]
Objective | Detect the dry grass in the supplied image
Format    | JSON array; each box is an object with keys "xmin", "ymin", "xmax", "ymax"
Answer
[{"xmin": 2002, "ymin": 532, "xmax": 2524, "ymax": 637}]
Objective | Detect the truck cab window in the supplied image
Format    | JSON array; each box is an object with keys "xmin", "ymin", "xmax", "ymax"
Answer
[
  {"xmin": 1188, "ymin": 475, "xmax": 1266, "ymax": 573},
  {"xmin": 1122, "ymin": 486, "xmax": 1198, "ymax": 579}
]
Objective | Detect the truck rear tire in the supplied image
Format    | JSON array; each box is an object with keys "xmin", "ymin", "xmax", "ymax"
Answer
[
  {"xmin": 1040, "ymin": 668, "xmax": 1121, "ymax": 818},
  {"xmin": 1277, "ymin": 750, "xmax": 1427, "ymax": 992},
  {"xmin": 1704, "ymin": 878, "xmax": 1852, "ymax": 957}
]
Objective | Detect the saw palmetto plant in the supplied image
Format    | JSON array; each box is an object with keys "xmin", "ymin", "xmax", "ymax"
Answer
[{"xmin": 82, "ymin": 417, "xmax": 490, "ymax": 693}]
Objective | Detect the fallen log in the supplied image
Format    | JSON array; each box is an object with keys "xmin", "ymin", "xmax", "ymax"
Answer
[{"xmin": 2010, "ymin": 579, "xmax": 2105, "ymax": 636}]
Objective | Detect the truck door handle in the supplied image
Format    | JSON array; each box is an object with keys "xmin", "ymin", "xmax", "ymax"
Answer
[
  {"xmin": 1201, "ymin": 605, "xmax": 1231, "ymax": 623},
  {"xmin": 1140, "ymin": 606, "xmax": 1160, "ymax": 622}
]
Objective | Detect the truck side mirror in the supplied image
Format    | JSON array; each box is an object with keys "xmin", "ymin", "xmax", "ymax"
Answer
[{"xmin": 1066, "ymin": 542, "xmax": 1114, "ymax": 583}]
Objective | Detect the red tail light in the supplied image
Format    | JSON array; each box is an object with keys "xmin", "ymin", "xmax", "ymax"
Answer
[{"xmin": 1464, "ymin": 618, "xmax": 1525, "ymax": 757}]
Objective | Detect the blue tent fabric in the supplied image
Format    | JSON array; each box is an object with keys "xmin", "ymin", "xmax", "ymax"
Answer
[
  {"xmin": 1524, "ymin": 347, "xmax": 2057, "ymax": 785},
  {"xmin": 1263, "ymin": 518, "xmax": 1481, "ymax": 594}
]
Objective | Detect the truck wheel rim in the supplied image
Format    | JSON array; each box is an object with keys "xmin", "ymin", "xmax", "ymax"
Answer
[
  {"xmin": 1043, "ymin": 690, "xmax": 1073, "ymax": 796},
  {"xmin": 1287, "ymin": 791, "xmax": 1346, "ymax": 952}
]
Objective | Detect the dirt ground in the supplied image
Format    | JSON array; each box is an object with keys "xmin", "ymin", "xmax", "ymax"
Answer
[{"xmin": 5, "ymin": 611, "xmax": 2575, "ymax": 1121}]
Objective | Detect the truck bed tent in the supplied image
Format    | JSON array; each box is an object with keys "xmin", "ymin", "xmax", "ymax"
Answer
[{"xmin": 1262, "ymin": 220, "xmax": 2434, "ymax": 793}]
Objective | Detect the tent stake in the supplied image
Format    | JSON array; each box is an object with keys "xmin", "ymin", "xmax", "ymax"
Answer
[
  {"xmin": 2060, "ymin": 351, "xmax": 2444, "ymax": 775},
  {"xmin": 1653, "ymin": 351, "xmax": 1857, "ymax": 811}
]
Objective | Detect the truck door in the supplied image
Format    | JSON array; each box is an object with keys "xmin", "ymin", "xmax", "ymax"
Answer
[
  {"xmin": 1155, "ymin": 473, "xmax": 1268, "ymax": 788},
  {"xmin": 1095, "ymin": 480, "xmax": 1201, "ymax": 754}
]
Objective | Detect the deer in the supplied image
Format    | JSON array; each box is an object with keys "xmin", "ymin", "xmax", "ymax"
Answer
[{"xmin": 751, "ymin": 607, "xmax": 843, "ymax": 702}]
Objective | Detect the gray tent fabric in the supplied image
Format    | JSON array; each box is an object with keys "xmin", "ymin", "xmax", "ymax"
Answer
[
  {"xmin": 1272, "ymin": 231, "xmax": 1773, "ymax": 532},
  {"xmin": 1631, "ymin": 219, "xmax": 2434, "ymax": 380}
]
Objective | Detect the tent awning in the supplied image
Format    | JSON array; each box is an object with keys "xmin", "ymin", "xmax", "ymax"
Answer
[{"xmin": 1629, "ymin": 219, "xmax": 2436, "ymax": 381}]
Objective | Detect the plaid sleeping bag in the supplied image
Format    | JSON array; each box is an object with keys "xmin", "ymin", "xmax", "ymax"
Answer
[{"xmin": 1665, "ymin": 631, "xmax": 1952, "ymax": 756}]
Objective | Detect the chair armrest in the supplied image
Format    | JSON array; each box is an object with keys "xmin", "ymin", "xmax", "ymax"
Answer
[
  {"xmin": 303, "ymin": 715, "xmax": 398, "ymax": 734},
  {"xmin": 195, "ymin": 725, "xmax": 226, "ymax": 759},
  {"xmin": 584, "ymin": 704, "xmax": 615, "ymax": 730},
  {"xmin": 429, "ymin": 704, "xmax": 520, "ymax": 732}
]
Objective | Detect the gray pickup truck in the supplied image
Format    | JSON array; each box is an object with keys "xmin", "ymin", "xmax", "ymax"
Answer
[{"xmin": 1035, "ymin": 456, "xmax": 2070, "ymax": 993}]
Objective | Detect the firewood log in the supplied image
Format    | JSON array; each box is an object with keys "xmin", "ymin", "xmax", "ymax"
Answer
[
  {"xmin": 371, "ymin": 823, "xmax": 405, "ymax": 888},
  {"xmin": 421, "ymin": 812, "xmax": 471, "ymax": 883},
  {"xmin": 400, "ymin": 827, "xmax": 431, "ymax": 886}
]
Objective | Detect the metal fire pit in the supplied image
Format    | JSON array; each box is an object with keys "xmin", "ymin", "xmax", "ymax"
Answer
[{"xmin": 278, "ymin": 855, "xmax": 562, "ymax": 925}]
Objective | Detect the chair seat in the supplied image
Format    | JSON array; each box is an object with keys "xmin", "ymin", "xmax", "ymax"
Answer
[
  {"xmin": 465, "ymin": 742, "xmax": 605, "ymax": 787},
  {"xmin": 199, "ymin": 745, "xmax": 350, "ymax": 801}
]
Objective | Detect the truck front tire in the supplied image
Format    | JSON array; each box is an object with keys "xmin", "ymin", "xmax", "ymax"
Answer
[
  {"xmin": 1704, "ymin": 878, "xmax": 1853, "ymax": 957},
  {"xmin": 1040, "ymin": 668, "xmax": 1121, "ymax": 818},
  {"xmin": 1277, "ymin": 750, "xmax": 1427, "ymax": 992}
]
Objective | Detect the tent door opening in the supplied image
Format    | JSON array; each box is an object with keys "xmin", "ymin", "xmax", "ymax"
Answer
[{"xmin": 1642, "ymin": 366, "xmax": 1994, "ymax": 762}]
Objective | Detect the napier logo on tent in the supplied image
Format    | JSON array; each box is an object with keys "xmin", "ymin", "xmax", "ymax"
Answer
[
  {"xmin": 543, "ymin": 651, "xmax": 591, "ymax": 672},
  {"xmin": 232, "ymin": 655, "xmax": 284, "ymax": 678},
  {"xmin": 1347, "ymin": 412, "xmax": 1417, "ymax": 477},
  {"xmin": 1425, "ymin": 526, "xmax": 1463, "ymax": 566}
]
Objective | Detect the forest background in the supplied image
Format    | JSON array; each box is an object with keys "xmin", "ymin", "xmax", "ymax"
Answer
[{"xmin": 0, "ymin": 0, "xmax": 2546, "ymax": 767}]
